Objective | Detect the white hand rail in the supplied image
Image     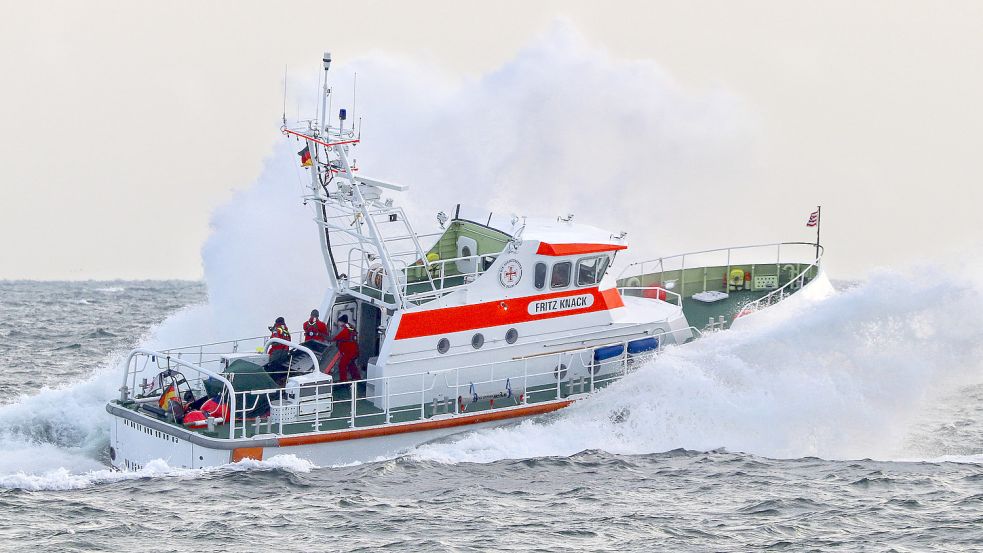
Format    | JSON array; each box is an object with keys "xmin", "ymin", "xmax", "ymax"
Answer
[
  {"xmin": 734, "ymin": 245, "xmax": 824, "ymax": 318},
  {"xmin": 262, "ymin": 338, "xmax": 321, "ymax": 373},
  {"xmin": 119, "ymin": 348, "xmax": 238, "ymax": 435},
  {"xmin": 117, "ymin": 325, "xmax": 702, "ymax": 439},
  {"xmin": 615, "ymin": 286, "xmax": 682, "ymax": 306}
]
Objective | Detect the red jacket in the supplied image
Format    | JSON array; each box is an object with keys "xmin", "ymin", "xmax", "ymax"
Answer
[
  {"xmin": 303, "ymin": 318, "xmax": 329, "ymax": 342},
  {"xmin": 268, "ymin": 324, "xmax": 291, "ymax": 353},
  {"xmin": 333, "ymin": 324, "xmax": 358, "ymax": 358}
]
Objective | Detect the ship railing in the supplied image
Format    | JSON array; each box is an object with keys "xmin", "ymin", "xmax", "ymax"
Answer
[
  {"xmin": 401, "ymin": 252, "xmax": 501, "ymax": 302},
  {"xmin": 263, "ymin": 339, "xmax": 321, "ymax": 373},
  {"xmin": 618, "ymin": 241, "xmax": 821, "ymax": 301},
  {"xmin": 119, "ymin": 340, "xmax": 324, "ymax": 438},
  {"xmin": 342, "ymin": 245, "xmax": 499, "ymax": 304},
  {"xmin": 118, "ymin": 348, "xmax": 238, "ymax": 431},
  {"xmin": 615, "ymin": 286, "xmax": 682, "ymax": 306},
  {"xmin": 225, "ymin": 326, "xmax": 700, "ymax": 438},
  {"xmin": 733, "ymin": 245, "xmax": 824, "ymax": 319},
  {"xmin": 118, "ymin": 326, "xmax": 700, "ymax": 439},
  {"xmin": 157, "ymin": 336, "xmax": 268, "ymax": 368}
]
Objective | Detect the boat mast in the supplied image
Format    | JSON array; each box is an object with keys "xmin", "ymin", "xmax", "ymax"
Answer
[
  {"xmin": 307, "ymin": 52, "xmax": 341, "ymax": 290},
  {"xmin": 283, "ymin": 52, "xmax": 436, "ymax": 311},
  {"xmin": 320, "ymin": 52, "xmax": 331, "ymax": 135}
]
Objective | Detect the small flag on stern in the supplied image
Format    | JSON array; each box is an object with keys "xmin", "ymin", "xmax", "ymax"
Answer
[
  {"xmin": 806, "ymin": 209, "xmax": 820, "ymax": 227},
  {"xmin": 298, "ymin": 145, "xmax": 312, "ymax": 167},
  {"xmin": 158, "ymin": 384, "xmax": 177, "ymax": 410}
]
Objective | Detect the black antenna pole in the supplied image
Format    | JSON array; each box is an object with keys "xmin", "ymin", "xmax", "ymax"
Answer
[
  {"xmin": 815, "ymin": 205, "xmax": 822, "ymax": 260},
  {"xmin": 282, "ymin": 65, "xmax": 288, "ymax": 127}
]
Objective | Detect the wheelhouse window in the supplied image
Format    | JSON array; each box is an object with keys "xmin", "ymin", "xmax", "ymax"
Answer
[
  {"xmin": 534, "ymin": 262, "xmax": 548, "ymax": 290},
  {"xmin": 550, "ymin": 261, "xmax": 572, "ymax": 289},
  {"xmin": 576, "ymin": 255, "xmax": 611, "ymax": 287}
]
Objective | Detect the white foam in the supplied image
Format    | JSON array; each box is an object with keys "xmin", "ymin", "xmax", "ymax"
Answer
[
  {"xmin": 0, "ymin": 459, "xmax": 179, "ymax": 491},
  {"xmin": 2, "ymin": 25, "xmax": 980, "ymax": 485},
  {"xmin": 0, "ymin": 454, "xmax": 317, "ymax": 491},
  {"xmin": 412, "ymin": 267, "xmax": 983, "ymax": 464},
  {"xmin": 226, "ymin": 454, "xmax": 318, "ymax": 473},
  {"xmin": 95, "ymin": 286, "xmax": 125, "ymax": 293}
]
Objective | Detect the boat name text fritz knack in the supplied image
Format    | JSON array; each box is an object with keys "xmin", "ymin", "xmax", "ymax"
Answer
[{"xmin": 527, "ymin": 293, "xmax": 595, "ymax": 315}]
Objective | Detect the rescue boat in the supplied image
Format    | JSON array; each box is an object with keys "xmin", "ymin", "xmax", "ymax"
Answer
[{"xmin": 106, "ymin": 53, "xmax": 828, "ymax": 470}]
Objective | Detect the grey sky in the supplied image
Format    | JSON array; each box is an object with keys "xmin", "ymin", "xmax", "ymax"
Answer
[{"xmin": 1, "ymin": 1, "xmax": 981, "ymax": 280}]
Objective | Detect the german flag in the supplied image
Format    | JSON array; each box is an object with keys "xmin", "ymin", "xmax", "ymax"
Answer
[
  {"xmin": 158, "ymin": 384, "xmax": 178, "ymax": 410},
  {"xmin": 298, "ymin": 145, "xmax": 312, "ymax": 167}
]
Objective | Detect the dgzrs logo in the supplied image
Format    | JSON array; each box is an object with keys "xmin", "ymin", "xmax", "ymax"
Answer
[{"xmin": 499, "ymin": 259, "xmax": 523, "ymax": 288}]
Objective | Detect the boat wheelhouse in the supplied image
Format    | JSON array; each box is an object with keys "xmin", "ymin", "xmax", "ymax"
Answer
[{"xmin": 106, "ymin": 53, "xmax": 827, "ymax": 470}]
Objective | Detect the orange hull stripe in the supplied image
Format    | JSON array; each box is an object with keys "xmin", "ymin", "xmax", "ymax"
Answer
[
  {"xmin": 276, "ymin": 400, "xmax": 574, "ymax": 447},
  {"xmin": 394, "ymin": 287, "xmax": 625, "ymax": 340},
  {"xmin": 536, "ymin": 242, "xmax": 628, "ymax": 256},
  {"xmin": 231, "ymin": 447, "xmax": 264, "ymax": 462}
]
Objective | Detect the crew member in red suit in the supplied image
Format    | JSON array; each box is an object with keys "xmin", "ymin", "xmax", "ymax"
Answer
[
  {"xmin": 265, "ymin": 316, "xmax": 291, "ymax": 382},
  {"xmin": 330, "ymin": 314, "xmax": 361, "ymax": 382},
  {"xmin": 302, "ymin": 309, "xmax": 329, "ymax": 343}
]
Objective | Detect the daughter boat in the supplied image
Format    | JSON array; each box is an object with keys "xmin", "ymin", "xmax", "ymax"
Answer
[{"xmin": 106, "ymin": 53, "xmax": 827, "ymax": 470}]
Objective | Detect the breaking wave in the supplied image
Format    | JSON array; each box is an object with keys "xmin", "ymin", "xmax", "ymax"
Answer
[
  {"xmin": 411, "ymin": 268, "xmax": 983, "ymax": 463},
  {"xmin": 0, "ymin": 454, "xmax": 316, "ymax": 492},
  {"xmin": 1, "ymin": 23, "xmax": 981, "ymax": 492}
]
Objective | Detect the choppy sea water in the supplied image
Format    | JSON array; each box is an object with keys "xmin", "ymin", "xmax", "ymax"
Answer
[{"xmin": 1, "ymin": 278, "xmax": 982, "ymax": 552}]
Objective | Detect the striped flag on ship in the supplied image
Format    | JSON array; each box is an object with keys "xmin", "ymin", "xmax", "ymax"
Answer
[
  {"xmin": 806, "ymin": 209, "xmax": 820, "ymax": 227},
  {"xmin": 298, "ymin": 145, "xmax": 312, "ymax": 167}
]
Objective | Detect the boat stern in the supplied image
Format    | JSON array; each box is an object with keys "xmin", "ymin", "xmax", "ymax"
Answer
[{"xmin": 107, "ymin": 402, "xmax": 236, "ymax": 470}]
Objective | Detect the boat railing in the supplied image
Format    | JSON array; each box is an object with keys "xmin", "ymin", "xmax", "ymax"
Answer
[
  {"xmin": 343, "ymin": 244, "xmax": 500, "ymax": 304},
  {"xmin": 158, "ymin": 336, "xmax": 268, "ymax": 367},
  {"xmin": 733, "ymin": 244, "xmax": 824, "ymax": 319},
  {"xmin": 263, "ymin": 338, "xmax": 321, "ymax": 374},
  {"xmin": 119, "ymin": 348, "xmax": 238, "ymax": 431},
  {"xmin": 118, "ymin": 326, "xmax": 700, "ymax": 440},
  {"xmin": 615, "ymin": 286, "xmax": 682, "ymax": 306},
  {"xmin": 230, "ymin": 327, "xmax": 698, "ymax": 438},
  {"xmin": 618, "ymin": 241, "xmax": 821, "ymax": 300},
  {"xmin": 402, "ymin": 252, "xmax": 501, "ymax": 302}
]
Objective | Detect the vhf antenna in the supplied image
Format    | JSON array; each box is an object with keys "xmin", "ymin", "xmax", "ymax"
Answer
[
  {"xmin": 281, "ymin": 64, "xmax": 287, "ymax": 127},
  {"xmin": 321, "ymin": 52, "xmax": 331, "ymax": 134}
]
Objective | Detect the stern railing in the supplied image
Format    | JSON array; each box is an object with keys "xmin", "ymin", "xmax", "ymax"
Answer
[{"xmin": 116, "ymin": 326, "xmax": 701, "ymax": 440}]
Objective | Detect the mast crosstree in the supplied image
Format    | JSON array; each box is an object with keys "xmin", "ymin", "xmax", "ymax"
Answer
[{"xmin": 282, "ymin": 52, "xmax": 436, "ymax": 310}]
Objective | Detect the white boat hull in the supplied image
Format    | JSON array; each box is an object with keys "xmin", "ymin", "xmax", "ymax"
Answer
[{"xmin": 109, "ymin": 398, "xmax": 574, "ymax": 470}]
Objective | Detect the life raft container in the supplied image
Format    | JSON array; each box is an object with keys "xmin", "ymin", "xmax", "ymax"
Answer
[
  {"xmin": 201, "ymin": 398, "xmax": 230, "ymax": 421},
  {"xmin": 183, "ymin": 409, "xmax": 208, "ymax": 426}
]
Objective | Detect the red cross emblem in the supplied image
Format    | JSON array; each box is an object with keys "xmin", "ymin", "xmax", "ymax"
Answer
[{"xmin": 500, "ymin": 260, "xmax": 522, "ymax": 288}]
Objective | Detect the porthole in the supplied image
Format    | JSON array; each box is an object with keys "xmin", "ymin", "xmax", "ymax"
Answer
[
  {"xmin": 505, "ymin": 328, "xmax": 519, "ymax": 344},
  {"xmin": 554, "ymin": 363, "xmax": 568, "ymax": 380},
  {"xmin": 471, "ymin": 333, "xmax": 485, "ymax": 349},
  {"xmin": 437, "ymin": 338, "xmax": 450, "ymax": 354}
]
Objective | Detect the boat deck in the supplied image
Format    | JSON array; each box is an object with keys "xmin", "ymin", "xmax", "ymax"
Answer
[
  {"xmin": 119, "ymin": 376, "xmax": 620, "ymax": 440},
  {"xmin": 680, "ymin": 289, "xmax": 769, "ymax": 329}
]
